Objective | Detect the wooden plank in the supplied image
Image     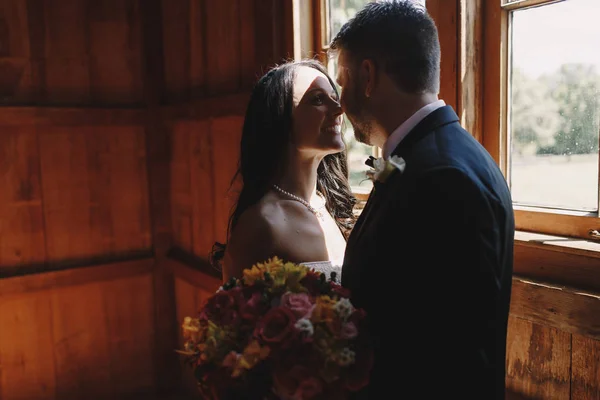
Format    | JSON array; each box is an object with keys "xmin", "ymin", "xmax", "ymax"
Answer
[
  {"xmin": 514, "ymin": 241, "xmax": 600, "ymax": 295},
  {"xmin": 458, "ymin": 0, "xmax": 483, "ymax": 143},
  {"xmin": 210, "ymin": 116, "xmax": 243, "ymax": 244},
  {"xmin": 161, "ymin": 0, "xmax": 191, "ymax": 103},
  {"xmin": 170, "ymin": 121, "xmax": 193, "ymax": 252},
  {"xmin": 426, "ymin": 0, "xmax": 459, "ymax": 111},
  {"xmin": 0, "ymin": 106, "xmax": 145, "ymax": 126},
  {"xmin": 52, "ymin": 283, "xmax": 112, "ymax": 400},
  {"xmin": 166, "ymin": 258, "xmax": 221, "ymax": 293},
  {"xmin": 161, "ymin": 92, "xmax": 249, "ymax": 121},
  {"xmin": 572, "ymin": 334, "xmax": 600, "ymax": 399},
  {"xmin": 505, "ymin": 316, "xmax": 571, "ymax": 399},
  {"xmin": 85, "ymin": 127, "xmax": 152, "ymax": 254},
  {"xmin": 0, "ymin": 127, "xmax": 46, "ymax": 267},
  {"xmin": 0, "ymin": 292, "xmax": 56, "ymax": 400},
  {"xmin": 189, "ymin": 0, "xmax": 206, "ymax": 99},
  {"xmin": 25, "ymin": 0, "xmax": 47, "ymax": 102},
  {"xmin": 205, "ymin": 0, "xmax": 241, "ymax": 95},
  {"xmin": 88, "ymin": 0, "xmax": 143, "ymax": 104},
  {"xmin": 39, "ymin": 127, "xmax": 150, "ymax": 262},
  {"xmin": 0, "ymin": 258, "xmax": 154, "ymax": 297},
  {"xmin": 510, "ymin": 277, "xmax": 600, "ymax": 340},
  {"xmin": 104, "ymin": 273, "xmax": 155, "ymax": 397},
  {"xmin": 190, "ymin": 120, "xmax": 215, "ymax": 259}
]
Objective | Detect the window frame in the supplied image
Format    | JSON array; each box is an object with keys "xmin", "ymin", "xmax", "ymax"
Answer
[{"xmin": 483, "ymin": 0, "xmax": 600, "ymax": 241}]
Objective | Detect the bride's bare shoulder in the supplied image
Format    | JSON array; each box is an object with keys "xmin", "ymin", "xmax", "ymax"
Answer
[{"xmin": 222, "ymin": 196, "xmax": 325, "ymax": 281}]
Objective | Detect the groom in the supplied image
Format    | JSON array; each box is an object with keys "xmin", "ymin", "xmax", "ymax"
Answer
[{"xmin": 333, "ymin": 2, "xmax": 514, "ymax": 399}]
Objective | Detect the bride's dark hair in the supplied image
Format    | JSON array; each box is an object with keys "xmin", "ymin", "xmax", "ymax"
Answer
[{"xmin": 210, "ymin": 59, "xmax": 356, "ymax": 270}]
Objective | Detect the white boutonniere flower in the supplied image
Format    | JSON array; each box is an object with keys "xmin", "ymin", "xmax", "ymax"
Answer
[{"xmin": 365, "ymin": 155, "xmax": 406, "ymax": 183}]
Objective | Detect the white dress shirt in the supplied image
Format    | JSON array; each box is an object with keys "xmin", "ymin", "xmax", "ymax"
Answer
[{"xmin": 383, "ymin": 99, "xmax": 446, "ymax": 160}]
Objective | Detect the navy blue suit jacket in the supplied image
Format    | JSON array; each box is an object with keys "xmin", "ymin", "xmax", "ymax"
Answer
[{"xmin": 342, "ymin": 106, "xmax": 514, "ymax": 399}]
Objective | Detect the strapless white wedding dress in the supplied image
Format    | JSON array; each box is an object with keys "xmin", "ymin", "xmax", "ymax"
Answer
[{"xmin": 300, "ymin": 260, "xmax": 343, "ymax": 283}]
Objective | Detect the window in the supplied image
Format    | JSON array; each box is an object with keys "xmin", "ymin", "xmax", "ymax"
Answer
[
  {"xmin": 315, "ymin": 0, "xmax": 426, "ymax": 199},
  {"xmin": 484, "ymin": 0, "xmax": 600, "ymax": 240}
]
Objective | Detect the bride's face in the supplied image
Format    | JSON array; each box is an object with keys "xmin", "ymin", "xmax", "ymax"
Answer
[{"xmin": 290, "ymin": 66, "xmax": 344, "ymax": 155}]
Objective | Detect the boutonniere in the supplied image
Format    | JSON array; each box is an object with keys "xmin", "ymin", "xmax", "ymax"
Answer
[{"xmin": 365, "ymin": 155, "xmax": 406, "ymax": 183}]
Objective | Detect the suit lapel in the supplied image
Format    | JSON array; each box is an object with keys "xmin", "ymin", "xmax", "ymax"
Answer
[{"xmin": 343, "ymin": 106, "xmax": 460, "ymax": 288}]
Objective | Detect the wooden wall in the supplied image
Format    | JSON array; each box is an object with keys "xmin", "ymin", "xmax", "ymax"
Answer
[{"xmin": 0, "ymin": 0, "xmax": 292, "ymax": 399}]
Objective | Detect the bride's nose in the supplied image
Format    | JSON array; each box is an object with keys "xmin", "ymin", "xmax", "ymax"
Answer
[{"xmin": 331, "ymin": 100, "xmax": 343, "ymax": 117}]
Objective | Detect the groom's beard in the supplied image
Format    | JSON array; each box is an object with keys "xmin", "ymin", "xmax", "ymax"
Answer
[{"xmin": 345, "ymin": 90, "xmax": 373, "ymax": 145}]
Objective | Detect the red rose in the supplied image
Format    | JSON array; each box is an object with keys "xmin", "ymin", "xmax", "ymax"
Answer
[
  {"xmin": 300, "ymin": 272, "xmax": 321, "ymax": 295},
  {"xmin": 330, "ymin": 282, "xmax": 351, "ymax": 298},
  {"xmin": 202, "ymin": 290, "xmax": 240, "ymax": 326},
  {"xmin": 238, "ymin": 291, "xmax": 267, "ymax": 322},
  {"xmin": 255, "ymin": 307, "xmax": 298, "ymax": 346}
]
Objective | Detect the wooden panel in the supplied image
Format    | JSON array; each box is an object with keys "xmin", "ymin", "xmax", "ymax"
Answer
[
  {"xmin": 0, "ymin": 127, "xmax": 46, "ymax": 267},
  {"xmin": 0, "ymin": 265, "xmax": 156, "ymax": 400},
  {"xmin": 167, "ymin": 258, "xmax": 221, "ymax": 293},
  {"xmin": 161, "ymin": 0, "xmax": 191, "ymax": 103},
  {"xmin": 170, "ymin": 121, "xmax": 193, "ymax": 251},
  {"xmin": 211, "ymin": 116, "xmax": 243, "ymax": 244},
  {"xmin": 510, "ymin": 278, "xmax": 600, "ymax": 340},
  {"xmin": 104, "ymin": 274, "xmax": 155, "ymax": 396},
  {"xmin": 88, "ymin": 0, "xmax": 143, "ymax": 104},
  {"xmin": 0, "ymin": 293, "xmax": 56, "ymax": 400},
  {"xmin": 514, "ymin": 242, "xmax": 600, "ymax": 295},
  {"xmin": 190, "ymin": 121, "xmax": 214, "ymax": 258},
  {"xmin": 170, "ymin": 120, "xmax": 215, "ymax": 257},
  {"xmin": 0, "ymin": 258, "xmax": 153, "ymax": 296},
  {"xmin": 161, "ymin": 92, "xmax": 249, "ymax": 121},
  {"xmin": 505, "ymin": 316, "xmax": 571, "ymax": 399},
  {"xmin": 43, "ymin": 0, "xmax": 90, "ymax": 104},
  {"xmin": 572, "ymin": 334, "xmax": 600, "ymax": 399},
  {"xmin": 238, "ymin": 0, "xmax": 256, "ymax": 89},
  {"xmin": 0, "ymin": 0, "xmax": 144, "ymax": 105},
  {"xmin": 39, "ymin": 126, "xmax": 151, "ymax": 262},
  {"xmin": 188, "ymin": 0, "xmax": 206, "ymax": 99},
  {"xmin": 458, "ymin": 0, "xmax": 483, "ymax": 142},
  {"xmin": 205, "ymin": 0, "xmax": 241, "ymax": 95},
  {"xmin": 0, "ymin": 107, "xmax": 145, "ymax": 126},
  {"xmin": 426, "ymin": 0, "xmax": 459, "ymax": 110},
  {"xmin": 51, "ymin": 283, "xmax": 112, "ymax": 400}
]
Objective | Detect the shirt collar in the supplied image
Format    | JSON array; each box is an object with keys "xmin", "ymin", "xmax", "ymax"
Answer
[{"xmin": 383, "ymin": 99, "xmax": 446, "ymax": 159}]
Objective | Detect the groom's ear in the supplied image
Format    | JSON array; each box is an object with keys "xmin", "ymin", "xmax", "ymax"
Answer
[{"xmin": 360, "ymin": 59, "xmax": 377, "ymax": 98}]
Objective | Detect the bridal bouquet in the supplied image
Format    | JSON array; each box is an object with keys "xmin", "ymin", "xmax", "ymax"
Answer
[{"xmin": 179, "ymin": 257, "xmax": 372, "ymax": 400}]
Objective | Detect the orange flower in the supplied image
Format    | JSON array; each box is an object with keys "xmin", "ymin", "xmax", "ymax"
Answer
[
  {"xmin": 243, "ymin": 265, "xmax": 266, "ymax": 285},
  {"xmin": 310, "ymin": 296, "xmax": 336, "ymax": 323}
]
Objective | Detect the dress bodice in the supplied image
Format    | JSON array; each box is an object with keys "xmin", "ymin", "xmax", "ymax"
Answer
[{"xmin": 300, "ymin": 260, "xmax": 343, "ymax": 283}]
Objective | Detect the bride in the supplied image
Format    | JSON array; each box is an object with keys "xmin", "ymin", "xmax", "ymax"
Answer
[{"xmin": 210, "ymin": 59, "xmax": 356, "ymax": 283}]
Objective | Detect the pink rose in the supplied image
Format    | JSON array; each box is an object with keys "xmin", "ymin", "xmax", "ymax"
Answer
[
  {"xmin": 281, "ymin": 292, "xmax": 313, "ymax": 318},
  {"xmin": 340, "ymin": 322, "xmax": 358, "ymax": 339},
  {"xmin": 280, "ymin": 292, "xmax": 314, "ymax": 319}
]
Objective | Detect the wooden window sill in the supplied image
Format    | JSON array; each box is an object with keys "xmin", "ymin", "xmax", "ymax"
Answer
[{"xmin": 515, "ymin": 230, "xmax": 600, "ymax": 259}]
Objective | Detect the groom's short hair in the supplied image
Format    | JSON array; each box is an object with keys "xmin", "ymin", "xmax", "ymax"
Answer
[{"xmin": 329, "ymin": 0, "xmax": 440, "ymax": 95}]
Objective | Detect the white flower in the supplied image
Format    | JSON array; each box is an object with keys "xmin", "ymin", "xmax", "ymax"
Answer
[
  {"xmin": 366, "ymin": 155, "xmax": 406, "ymax": 183},
  {"xmin": 294, "ymin": 318, "xmax": 314, "ymax": 336},
  {"xmin": 334, "ymin": 298, "xmax": 354, "ymax": 320},
  {"xmin": 336, "ymin": 347, "xmax": 356, "ymax": 366}
]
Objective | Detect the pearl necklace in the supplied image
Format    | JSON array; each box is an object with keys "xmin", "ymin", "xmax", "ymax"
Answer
[{"xmin": 272, "ymin": 184, "xmax": 325, "ymax": 220}]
